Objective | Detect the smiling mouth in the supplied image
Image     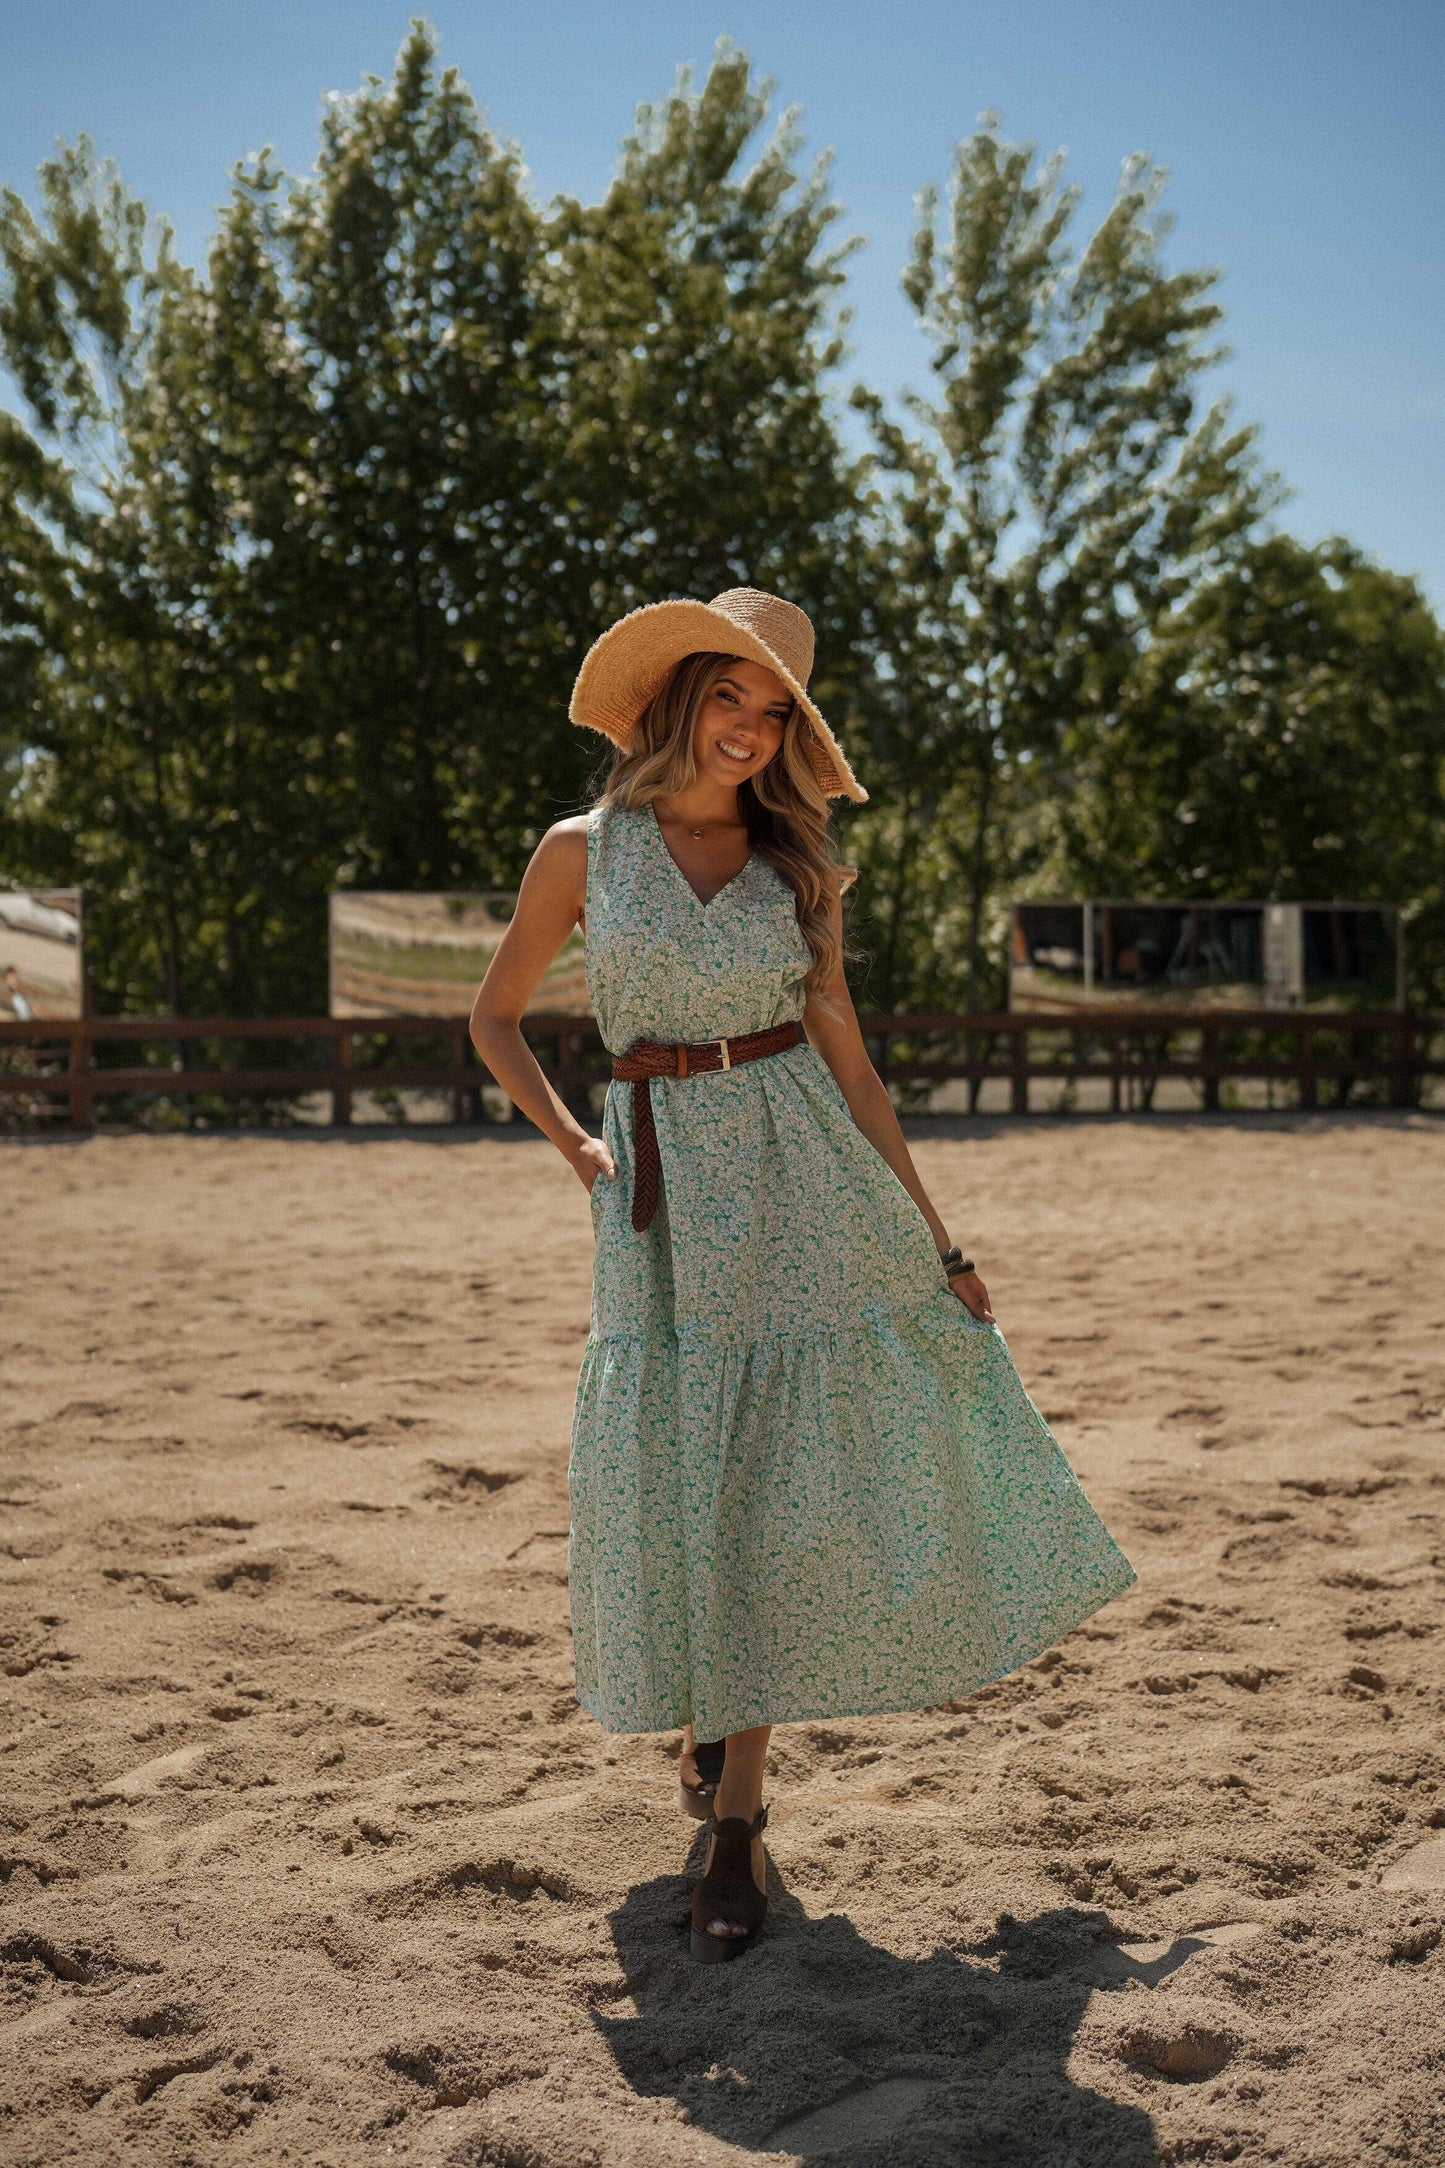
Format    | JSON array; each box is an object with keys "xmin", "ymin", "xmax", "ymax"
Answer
[{"xmin": 717, "ymin": 738, "xmax": 753, "ymax": 764}]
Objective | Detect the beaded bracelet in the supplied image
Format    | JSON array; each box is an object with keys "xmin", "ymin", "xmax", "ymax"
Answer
[{"xmin": 938, "ymin": 1246, "xmax": 977, "ymax": 1280}]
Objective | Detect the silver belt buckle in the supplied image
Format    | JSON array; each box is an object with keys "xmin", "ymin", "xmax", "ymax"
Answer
[{"xmin": 717, "ymin": 1036, "xmax": 732, "ymax": 1072}]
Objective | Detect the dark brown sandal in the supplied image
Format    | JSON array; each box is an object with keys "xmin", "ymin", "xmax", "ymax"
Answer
[
  {"xmin": 690, "ymin": 1804, "xmax": 768, "ymax": 1963},
  {"xmin": 679, "ymin": 1736, "xmax": 726, "ymax": 1820}
]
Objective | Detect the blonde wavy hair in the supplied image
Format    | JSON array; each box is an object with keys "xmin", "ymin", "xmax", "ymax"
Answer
[{"xmin": 598, "ymin": 651, "xmax": 847, "ymax": 999}]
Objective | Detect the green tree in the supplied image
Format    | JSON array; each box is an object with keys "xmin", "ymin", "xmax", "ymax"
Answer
[
  {"xmin": 0, "ymin": 140, "xmax": 349, "ymax": 1016},
  {"xmin": 849, "ymin": 119, "xmax": 1271, "ymax": 1012},
  {"xmin": 0, "ymin": 137, "xmax": 209, "ymax": 1015},
  {"xmin": 8, "ymin": 53, "xmax": 1437, "ymax": 1039},
  {"xmin": 1059, "ymin": 534, "xmax": 1445, "ymax": 1002},
  {"xmin": 144, "ymin": 173, "xmax": 340, "ymax": 1014},
  {"xmin": 275, "ymin": 32, "xmax": 557, "ymax": 893},
  {"xmin": 545, "ymin": 43, "xmax": 868, "ymax": 691},
  {"xmin": 0, "ymin": 29, "xmax": 866, "ymax": 1015}
]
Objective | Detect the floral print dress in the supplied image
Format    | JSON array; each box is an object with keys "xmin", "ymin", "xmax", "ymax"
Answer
[{"xmin": 568, "ymin": 803, "xmax": 1135, "ymax": 1739}]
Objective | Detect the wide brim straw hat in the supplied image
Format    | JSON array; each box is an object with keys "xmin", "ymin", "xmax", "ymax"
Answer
[{"xmin": 569, "ymin": 587, "xmax": 867, "ymax": 803}]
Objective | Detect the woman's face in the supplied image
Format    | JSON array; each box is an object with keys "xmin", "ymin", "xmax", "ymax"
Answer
[{"xmin": 690, "ymin": 658, "xmax": 792, "ymax": 790}]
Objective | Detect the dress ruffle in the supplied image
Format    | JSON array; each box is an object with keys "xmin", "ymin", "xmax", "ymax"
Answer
[{"xmin": 570, "ymin": 1301, "xmax": 1134, "ymax": 1739}]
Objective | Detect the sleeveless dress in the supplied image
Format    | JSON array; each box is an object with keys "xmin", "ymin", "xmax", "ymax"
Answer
[{"xmin": 568, "ymin": 804, "xmax": 1135, "ymax": 1739}]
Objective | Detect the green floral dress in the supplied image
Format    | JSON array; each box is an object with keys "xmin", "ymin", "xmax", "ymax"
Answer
[{"xmin": 568, "ymin": 804, "xmax": 1135, "ymax": 1739}]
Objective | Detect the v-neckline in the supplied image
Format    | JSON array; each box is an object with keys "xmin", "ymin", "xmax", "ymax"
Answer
[{"xmin": 648, "ymin": 804, "xmax": 755, "ymax": 912}]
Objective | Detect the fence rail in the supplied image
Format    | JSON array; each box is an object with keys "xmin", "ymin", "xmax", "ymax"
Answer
[{"xmin": 1, "ymin": 1008, "xmax": 1441, "ymax": 1128}]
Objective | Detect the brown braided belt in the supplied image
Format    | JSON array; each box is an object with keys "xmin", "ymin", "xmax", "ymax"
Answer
[{"xmin": 611, "ymin": 1021, "xmax": 806, "ymax": 1232}]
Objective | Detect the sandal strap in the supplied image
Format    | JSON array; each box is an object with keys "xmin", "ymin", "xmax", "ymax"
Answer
[
  {"xmin": 683, "ymin": 1738, "xmax": 726, "ymax": 1797},
  {"xmin": 707, "ymin": 1803, "xmax": 769, "ymax": 1838}
]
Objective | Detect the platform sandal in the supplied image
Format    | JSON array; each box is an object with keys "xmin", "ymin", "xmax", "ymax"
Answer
[
  {"xmin": 690, "ymin": 1804, "xmax": 768, "ymax": 1963},
  {"xmin": 678, "ymin": 1736, "xmax": 726, "ymax": 1821}
]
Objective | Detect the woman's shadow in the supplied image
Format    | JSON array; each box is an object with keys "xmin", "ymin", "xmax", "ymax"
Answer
[{"xmin": 594, "ymin": 1838, "xmax": 1158, "ymax": 2163}]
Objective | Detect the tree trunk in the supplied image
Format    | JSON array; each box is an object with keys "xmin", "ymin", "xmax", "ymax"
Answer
[
  {"xmin": 962, "ymin": 738, "xmax": 997, "ymax": 1014},
  {"xmin": 962, "ymin": 734, "xmax": 997, "ymax": 1112},
  {"xmin": 873, "ymin": 792, "xmax": 923, "ymax": 1015},
  {"xmin": 137, "ymin": 658, "xmax": 187, "ymax": 1021}
]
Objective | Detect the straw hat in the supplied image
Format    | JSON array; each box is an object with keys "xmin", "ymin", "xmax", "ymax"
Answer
[{"xmin": 569, "ymin": 587, "xmax": 867, "ymax": 803}]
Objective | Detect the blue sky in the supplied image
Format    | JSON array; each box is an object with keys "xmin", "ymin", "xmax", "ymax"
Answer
[{"xmin": 2, "ymin": 1, "xmax": 1441, "ymax": 601}]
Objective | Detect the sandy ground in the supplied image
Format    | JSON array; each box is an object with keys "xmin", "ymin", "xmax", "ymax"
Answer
[{"xmin": 3, "ymin": 1114, "xmax": 1443, "ymax": 2168}]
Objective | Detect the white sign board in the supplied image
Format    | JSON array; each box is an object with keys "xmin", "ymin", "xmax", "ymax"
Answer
[
  {"xmin": 329, "ymin": 892, "xmax": 588, "ymax": 1019},
  {"xmin": 0, "ymin": 890, "xmax": 83, "ymax": 1019}
]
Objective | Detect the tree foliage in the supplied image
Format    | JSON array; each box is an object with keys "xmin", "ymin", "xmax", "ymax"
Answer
[
  {"xmin": 848, "ymin": 121, "xmax": 1273, "ymax": 1009},
  {"xmin": 0, "ymin": 29, "xmax": 867, "ymax": 1014},
  {"xmin": 0, "ymin": 42, "xmax": 1440, "ymax": 1025},
  {"xmin": 1058, "ymin": 534, "xmax": 1445, "ymax": 999},
  {"xmin": 0, "ymin": 137, "xmax": 219, "ymax": 1014},
  {"xmin": 547, "ymin": 51, "xmax": 863, "ymax": 625}
]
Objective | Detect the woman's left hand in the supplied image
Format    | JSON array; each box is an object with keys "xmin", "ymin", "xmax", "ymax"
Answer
[{"xmin": 949, "ymin": 1270, "xmax": 995, "ymax": 1323}]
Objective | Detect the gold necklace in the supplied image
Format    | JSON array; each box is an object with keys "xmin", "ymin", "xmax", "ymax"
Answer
[{"xmin": 661, "ymin": 809, "xmax": 745, "ymax": 843}]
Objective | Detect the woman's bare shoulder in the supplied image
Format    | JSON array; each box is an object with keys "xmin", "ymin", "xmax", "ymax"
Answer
[
  {"xmin": 533, "ymin": 813, "xmax": 592, "ymax": 856},
  {"xmin": 521, "ymin": 815, "xmax": 591, "ymax": 896}
]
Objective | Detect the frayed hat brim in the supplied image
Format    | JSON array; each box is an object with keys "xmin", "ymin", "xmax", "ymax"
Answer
[{"xmin": 569, "ymin": 598, "xmax": 867, "ymax": 803}]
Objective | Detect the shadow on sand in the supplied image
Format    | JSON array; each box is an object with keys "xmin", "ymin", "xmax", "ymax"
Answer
[{"xmin": 594, "ymin": 1838, "xmax": 1158, "ymax": 2164}]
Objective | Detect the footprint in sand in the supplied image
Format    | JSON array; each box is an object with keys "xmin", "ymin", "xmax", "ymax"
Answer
[
  {"xmin": 1121, "ymin": 2019, "xmax": 1237, "ymax": 2081},
  {"xmin": 94, "ymin": 1743, "xmax": 210, "ymax": 1800},
  {"xmin": 1379, "ymin": 1835, "xmax": 1445, "ymax": 1889},
  {"xmin": 764, "ymin": 2077, "xmax": 940, "ymax": 2153},
  {"xmin": 421, "ymin": 1461, "xmax": 523, "ymax": 1504},
  {"xmin": 1095, "ymin": 1919, "xmax": 1264, "ymax": 1988},
  {"xmin": 756, "ymin": 1930, "xmax": 1263, "ymax": 2157}
]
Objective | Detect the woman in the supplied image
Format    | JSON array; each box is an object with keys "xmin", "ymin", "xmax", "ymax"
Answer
[{"xmin": 471, "ymin": 587, "xmax": 1134, "ymax": 1963}]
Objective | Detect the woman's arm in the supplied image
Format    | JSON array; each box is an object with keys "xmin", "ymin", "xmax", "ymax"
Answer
[
  {"xmin": 804, "ymin": 888, "xmax": 994, "ymax": 1322},
  {"xmin": 469, "ymin": 819, "xmax": 615, "ymax": 1194}
]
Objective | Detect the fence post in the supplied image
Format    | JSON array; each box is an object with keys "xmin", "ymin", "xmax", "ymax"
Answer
[
  {"xmin": 1202, "ymin": 1023, "xmax": 1219, "ymax": 1113},
  {"xmin": 332, "ymin": 1025, "xmax": 353, "ymax": 1127},
  {"xmin": 556, "ymin": 1025, "xmax": 575, "ymax": 1114},
  {"xmin": 69, "ymin": 1022, "xmax": 94, "ymax": 1132},
  {"xmin": 1010, "ymin": 1020, "xmax": 1029, "ymax": 1115},
  {"xmin": 556, "ymin": 1025, "xmax": 592, "ymax": 1120},
  {"xmin": 450, "ymin": 1021, "xmax": 468, "ymax": 1126},
  {"xmin": 1389, "ymin": 1013, "xmax": 1415, "ymax": 1109},
  {"xmin": 1299, "ymin": 1018, "xmax": 1316, "ymax": 1110}
]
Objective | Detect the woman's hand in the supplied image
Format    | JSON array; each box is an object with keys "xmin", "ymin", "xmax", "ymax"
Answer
[
  {"xmin": 949, "ymin": 1269, "xmax": 995, "ymax": 1324},
  {"xmin": 568, "ymin": 1134, "xmax": 616, "ymax": 1195}
]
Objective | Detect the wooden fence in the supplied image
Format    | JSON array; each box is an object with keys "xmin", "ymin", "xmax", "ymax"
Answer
[{"xmin": 2, "ymin": 1008, "xmax": 1441, "ymax": 1129}]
